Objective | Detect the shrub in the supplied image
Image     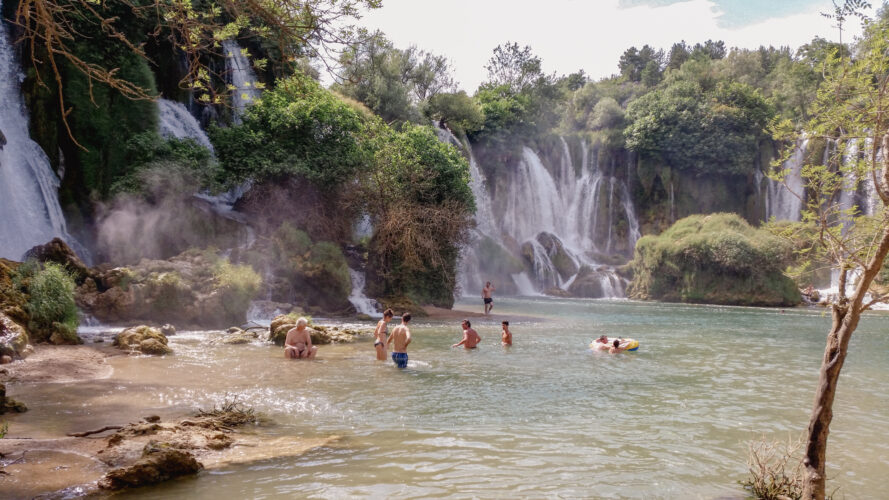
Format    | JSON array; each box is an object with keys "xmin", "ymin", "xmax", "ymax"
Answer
[
  {"xmin": 215, "ymin": 260, "xmax": 263, "ymax": 322},
  {"xmin": 742, "ymin": 435, "xmax": 806, "ymax": 500},
  {"xmin": 27, "ymin": 263, "xmax": 80, "ymax": 343}
]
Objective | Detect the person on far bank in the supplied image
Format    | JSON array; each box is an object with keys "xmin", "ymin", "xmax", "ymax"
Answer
[
  {"xmin": 284, "ymin": 317, "xmax": 317, "ymax": 359},
  {"xmin": 482, "ymin": 281, "xmax": 495, "ymax": 314},
  {"xmin": 501, "ymin": 320, "xmax": 512, "ymax": 346},
  {"xmin": 387, "ymin": 313, "xmax": 412, "ymax": 368},
  {"xmin": 373, "ymin": 309, "xmax": 394, "ymax": 361},
  {"xmin": 453, "ymin": 320, "xmax": 481, "ymax": 349}
]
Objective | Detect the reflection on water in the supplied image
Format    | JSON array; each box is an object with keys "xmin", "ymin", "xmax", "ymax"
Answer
[{"xmin": 9, "ymin": 298, "xmax": 889, "ymax": 498}]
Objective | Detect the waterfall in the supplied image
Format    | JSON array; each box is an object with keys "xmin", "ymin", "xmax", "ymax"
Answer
[
  {"xmin": 223, "ymin": 40, "xmax": 261, "ymax": 123},
  {"xmin": 348, "ymin": 267, "xmax": 381, "ymax": 317},
  {"xmin": 765, "ymin": 138, "xmax": 808, "ymax": 221},
  {"xmin": 157, "ymin": 98, "xmax": 215, "ymax": 152},
  {"xmin": 456, "ymin": 134, "xmax": 640, "ymax": 298},
  {"xmin": 0, "ymin": 11, "xmax": 87, "ymax": 261}
]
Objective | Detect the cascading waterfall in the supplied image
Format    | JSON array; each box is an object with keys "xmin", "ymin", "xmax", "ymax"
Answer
[
  {"xmin": 454, "ymin": 130, "xmax": 641, "ymax": 298},
  {"xmin": 0, "ymin": 9, "xmax": 87, "ymax": 261},
  {"xmin": 764, "ymin": 137, "xmax": 808, "ymax": 221},
  {"xmin": 223, "ymin": 40, "xmax": 261, "ymax": 123},
  {"xmin": 157, "ymin": 98, "xmax": 215, "ymax": 152},
  {"xmin": 348, "ymin": 267, "xmax": 381, "ymax": 317}
]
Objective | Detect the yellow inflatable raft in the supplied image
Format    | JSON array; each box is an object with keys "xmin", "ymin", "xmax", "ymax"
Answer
[{"xmin": 590, "ymin": 337, "xmax": 639, "ymax": 351}]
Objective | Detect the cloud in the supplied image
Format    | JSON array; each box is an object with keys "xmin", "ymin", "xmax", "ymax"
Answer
[{"xmin": 358, "ymin": 0, "xmax": 869, "ymax": 92}]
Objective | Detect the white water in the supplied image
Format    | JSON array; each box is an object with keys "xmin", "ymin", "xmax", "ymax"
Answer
[
  {"xmin": 348, "ymin": 267, "xmax": 381, "ymax": 317},
  {"xmin": 765, "ymin": 137, "xmax": 808, "ymax": 221},
  {"xmin": 0, "ymin": 9, "xmax": 86, "ymax": 261},
  {"xmin": 222, "ymin": 40, "xmax": 261, "ymax": 123},
  {"xmin": 157, "ymin": 98, "xmax": 214, "ymax": 151}
]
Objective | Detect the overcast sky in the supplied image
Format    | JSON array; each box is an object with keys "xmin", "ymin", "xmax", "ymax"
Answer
[{"xmin": 357, "ymin": 0, "xmax": 874, "ymax": 92}]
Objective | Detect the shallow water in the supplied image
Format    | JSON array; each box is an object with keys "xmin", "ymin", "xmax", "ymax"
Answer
[{"xmin": 9, "ymin": 298, "xmax": 889, "ymax": 498}]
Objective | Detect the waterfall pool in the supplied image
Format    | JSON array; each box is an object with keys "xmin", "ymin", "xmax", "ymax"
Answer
[{"xmin": 9, "ymin": 298, "xmax": 889, "ymax": 498}]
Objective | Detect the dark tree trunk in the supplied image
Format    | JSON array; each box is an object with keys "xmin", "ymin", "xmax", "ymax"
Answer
[{"xmin": 801, "ymin": 227, "xmax": 889, "ymax": 499}]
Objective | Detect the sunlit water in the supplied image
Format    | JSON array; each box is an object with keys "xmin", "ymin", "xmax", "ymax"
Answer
[{"xmin": 8, "ymin": 298, "xmax": 889, "ymax": 498}]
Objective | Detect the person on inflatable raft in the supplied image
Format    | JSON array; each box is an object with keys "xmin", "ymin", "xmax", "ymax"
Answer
[{"xmin": 591, "ymin": 335, "xmax": 639, "ymax": 352}]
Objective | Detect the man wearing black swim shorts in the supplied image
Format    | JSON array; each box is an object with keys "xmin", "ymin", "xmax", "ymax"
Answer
[{"xmin": 482, "ymin": 281, "xmax": 495, "ymax": 314}]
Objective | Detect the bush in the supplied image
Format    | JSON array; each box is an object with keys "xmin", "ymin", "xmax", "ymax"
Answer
[
  {"xmin": 629, "ymin": 213, "xmax": 800, "ymax": 306},
  {"xmin": 215, "ymin": 260, "xmax": 263, "ymax": 323},
  {"xmin": 27, "ymin": 263, "xmax": 80, "ymax": 343}
]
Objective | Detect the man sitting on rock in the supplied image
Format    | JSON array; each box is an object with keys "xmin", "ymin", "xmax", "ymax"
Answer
[{"xmin": 284, "ymin": 317, "xmax": 317, "ymax": 360}]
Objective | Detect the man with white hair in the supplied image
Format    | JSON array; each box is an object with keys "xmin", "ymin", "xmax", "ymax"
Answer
[{"xmin": 284, "ymin": 317, "xmax": 317, "ymax": 359}]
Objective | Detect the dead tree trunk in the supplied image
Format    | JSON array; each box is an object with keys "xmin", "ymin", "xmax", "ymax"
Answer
[{"xmin": 801, "ymin": 226, "xmax": 889, "ymax": 499}]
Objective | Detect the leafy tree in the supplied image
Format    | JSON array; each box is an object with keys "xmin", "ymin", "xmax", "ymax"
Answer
[
  {"xmin": 484, "ymin": 42, "xmax": 548, "ymax": 93},
  {"xmin": 211, "ymin": 73, "xmax": 368, "ymax": 189},
  {"xmin": 768, "ymin": 5, "xmax": 889, "ymax": 498},
  {"xmin": 618, "ymin": 45, "xmax": 664, "ymax": 83},
  {"xmin": 12, "ymin": 0, "xmax": 381, "ymax": 143},
  {"xmin": 666, "ymin": 41, "xmax": 690, "ymax": 70},
  {"xmin": 423, "ymin": 91, "xmax": 484, "ymax": 136}
]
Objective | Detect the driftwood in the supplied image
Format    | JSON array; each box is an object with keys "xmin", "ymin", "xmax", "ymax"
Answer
[{"xmin": 66, "ymin": 425, "xmax": 123, "ymax": 437}]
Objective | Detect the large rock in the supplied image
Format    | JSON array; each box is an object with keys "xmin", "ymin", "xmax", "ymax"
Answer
[
  {"xmin": 0, "ymin": 382, "xmax": 28, "ymax": 414},
  {"xmin": 24, "ymin": 238, "xmax": 91, "ymax": 284},
  {"xmin": 567, "ymin": 266, "xmax": 616, "ymax": 298},
  {"xmin": 535, "ymin": 232, "xmax": 579, "ymax": 281},
  {"xmin": 99, "ymin": 445, "xmax": 202, "ymax": 490},
  {"xmin": 113, "ymin": 326, "xmax": 172, "ymax": 355},
  {"xmin": 267, "ymin": 314, "xmax": 372, "ymax": 346},
  {"xmin": 0, "ymin": 312, "xmax": 31, "ymax": 359}
]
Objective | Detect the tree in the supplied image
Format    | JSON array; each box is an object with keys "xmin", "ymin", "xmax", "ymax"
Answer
[
  {"xmin": 769, "ymin": 6, "xmax": 889, "ymax": 498},
  {"xmin": 484, "ymin": 42, "xmax": 547, "ymax": 93},
  {"xmin": 11, "ymin": 0, "xmax": 380, "ymax": 144},
  {"xmin": 618, "ymin": 45, "xmax": 663, "ymax": 83}
]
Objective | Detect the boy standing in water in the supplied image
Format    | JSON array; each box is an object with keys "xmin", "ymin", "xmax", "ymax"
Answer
[
  {"xmin": 501, "ymin": 321, "xmax": 512, "ymax": 346},
  {"xmin": 482, "ymin": 281, "xmax": 495, "ymax": 314},
  {"xmin": 373, "ymin": 309, "xmax": 394, "ymax": 361},
  {"xmin": 387, "ymin": 313, "xmax": 412, "ymax": 368},
  {"xmin": 453, "ymin": 320, "xmax": 481, "ymax": 349}
]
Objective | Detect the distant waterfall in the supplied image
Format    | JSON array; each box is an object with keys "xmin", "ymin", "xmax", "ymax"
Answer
[
  {"xmin": 0, "ymin": 10, "xmax": 86, "ymax": 261},
  {"xmin": 764, "ymin": 138, "xmax": 808, "ymax": 222},
  {"xmin": 222, "ymin": 40, "xmax": 261, "ymax": 122},
  {"xmin": 348, "ymin": 267, "xmax": 381, "ymax": 317},
  {"xmin": 157, "ymin": 98, "xmax": 215, "ymax": 152},
  {"xmin": 453, "ymin": 130, "xmax": 641, "ymax": 298}
]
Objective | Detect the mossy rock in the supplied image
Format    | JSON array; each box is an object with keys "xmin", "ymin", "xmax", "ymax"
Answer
[
  {"xmin": 114, "ymin": 326, "xmax": 172, "ymax": 355},
  {"xmin": 0, "ymin": 312, "xmax": 31, "ymax": 358},
  {"xmin": 99, "ymin": 445, "xmax": 202, "ymax": 490},
  {"xmin": 377, "ymin": 297, "xmax": 428, "ymax": 318},
  {"xmin": 0, "ymin": 382, "xmax": 28, "ymax": 414}
]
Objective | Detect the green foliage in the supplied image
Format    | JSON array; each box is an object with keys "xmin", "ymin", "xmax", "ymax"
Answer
[
  {"xmin": 26, "ymin": 263, "xmax": 80, "ymax": 343},
  {"xmin": 111, "ymin": 132, "xmax": 219, "ymax": 194},
  {"xmin": 332, "ymin": 31, "xmax": 455, "ymax": 125},
  {"xmin": 629, "ymin": 214, "xmax": 799, "ymax": 306},
  {"xmin": 484, "ymin": 42, "xmax": 548, "ymax": 93},
  {"xmin": 625, "ymin": 79, "xmax": 774, "ymax": 176},
  {"xmin": 423, "ymin": 91, "xmax": 484, "ymax": 136},
  {"xmin": 212, "ymin": 73, "xmax": 368, "ymax": 189},
  {"xmin": 215, "ymin": 260, "xmax": 263, "ymax": 321}
]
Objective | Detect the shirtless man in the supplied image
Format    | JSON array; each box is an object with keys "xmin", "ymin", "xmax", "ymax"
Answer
[
  {"xmin": 453, "ymin": 320, "xmax": 481, "ymax": 349},
  {"xmin": 501, "ymin": 320, "xmax": 512, "ymax": 346},
  {"xmin": 482, "ymin": 281, "xmax": 495, "ymax": 314},
  {"xmin": 609, "ymin": 338, "xmax": 627, "ymax": 354},
  {"xmin": 284, "ymin": 317, "xmax": 317, "ymax": 359},
  {"xmin": 592, "ymin": 335, "xmax": 610, "ymax": 351},
  {"xmin": 387, "ymin": 313, "xmax": 412, "ymax": 368},
  {"xmin": 373, "ymin": 309, "xmax": 394, "ymax": 361}
]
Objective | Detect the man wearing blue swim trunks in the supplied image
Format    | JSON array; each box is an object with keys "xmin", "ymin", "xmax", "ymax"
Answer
[{"xmin": 387, "ymin": 312, "xmax": 412, "ymax": 368}]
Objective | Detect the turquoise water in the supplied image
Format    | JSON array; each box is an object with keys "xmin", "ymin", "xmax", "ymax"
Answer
[{"xmin": 14, "ymin": 298, "xmax": 889, "ymax": 498}]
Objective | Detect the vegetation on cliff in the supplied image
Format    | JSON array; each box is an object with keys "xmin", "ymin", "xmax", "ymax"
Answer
[{"xmin": 628, "ymin": 213, "xmax": 800, "ymax": 306}]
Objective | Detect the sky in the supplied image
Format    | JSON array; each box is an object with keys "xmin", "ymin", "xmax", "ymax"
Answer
[{"xmin": 356, "ymin": 0, "xmax": 875, "ymax": 92}]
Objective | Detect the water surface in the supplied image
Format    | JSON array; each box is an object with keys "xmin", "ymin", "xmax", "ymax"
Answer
[{"xmin": 11, "ymin": 298, "xmax": 889, "ymax": 498}]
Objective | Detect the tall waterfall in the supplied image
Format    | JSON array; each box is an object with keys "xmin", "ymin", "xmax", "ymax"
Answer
[
  {"xmin": 0, "ymin": 10, "xmax": 84, "ymax": 261},
  {"xmin": 764, "ymin": 138, "xmax": 808, "ymax": 222},
  {"xmin": 453, "ymin": 129, "xmax": 641, "ymax": 298},
  {"xmin": 157, "ymin": 98, "xmax": 215, "ymax": 152},
  {"xmin": 222, "ymin": 40, "xmax": 261, "ymax": 122}
]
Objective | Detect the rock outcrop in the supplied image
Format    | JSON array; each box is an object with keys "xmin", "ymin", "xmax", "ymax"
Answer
[
  {"xmin": 268, "ymin": 314, "xmax": 373, "ymax": 346},
  {"xmin": 0, "ymin": 382, "xmax": 28, "ymax": 414},
  {"xmin": 0, "ymin": 312, "xmax": 32, "ymax": 360},
  {"xmin": 113, "ymin": 326, "xmax": 173, "ymax": 355},
  {"xmin": 100, "ymin": 446, "xmax": 202, "ymax": 490}
]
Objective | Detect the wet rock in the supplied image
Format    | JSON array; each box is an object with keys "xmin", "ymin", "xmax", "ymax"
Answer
[
  {"xmin": 24, "ymin": 238, "xmax": 91, "ymax": 285},
  {"xmin": 144, "ymin": 415, "xmax": 161, "ymax": 423},
  {"xmin": 0, "ymin": 382, "xmax": 28, "ymax": 414},
  {"xmin": 113, "ymin": 326, "xmax": 172, "ymax": 355},
  {"xmin": 99, "ymin": 445, "xmax": 203, "ymax": 490},
  {"xmin": 161, "ymin": 324, "xmax": 176, "ymax": 336},
  {"xmin": 535, "ymin": 232, "xmax": 579, "ymax": 281},
  {"xmin": 1, "ymin": 355, "xmax": 11, "ymax": 364},
  {"xmin": 0, "ymin": 312, "xmax": 31, "ymax": 359},
  {"xmin": 543, "ymin": 287, "xmax": 571, "ymax": 297},
  {"xmin": 568, "ymin": 266, "xmax": 612, "ymax": 298}
]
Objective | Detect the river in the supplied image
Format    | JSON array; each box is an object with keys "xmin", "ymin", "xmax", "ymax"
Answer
[{"xmin": 14, "ymin": 298, "xmax": 889, "ymax": 498}]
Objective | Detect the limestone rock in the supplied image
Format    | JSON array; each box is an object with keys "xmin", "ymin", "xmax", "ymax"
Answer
[
  {"xmin": 568, "ymin": 266, "xmax": 614, "ymax": 298},
  {"xmin": 0, "ymin": 382, "xmax": 28, "ymax": 414},
  {"xmin": 99, "ymin": 445, "xmax": 202, "ymax": 490},
  {"xmin": 161, "ymin": 324, "xmax": 176, "ymax": 336},
  {"xmin": 0, "ymin": 312, "xmax": 30, "ymax": 358},
  {"xmin": 24, "ymin": 238, "xmax": 91, "ymax": 284},
  {"xmin": 114, "ymin": 326, "xmax": 172, "ymax": 355}
]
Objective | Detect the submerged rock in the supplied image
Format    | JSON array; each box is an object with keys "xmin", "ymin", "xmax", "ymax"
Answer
[
  {"xmin": 113, "ymin": 326, "xmax": 172, "ymax": 355},
  {"xmin": 99, "ymin": 445, "xmax": 202, "ymax": 490},
  {"xmin": 0, "ymin": 382, "xmax": 28, "ymax": 414}
]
